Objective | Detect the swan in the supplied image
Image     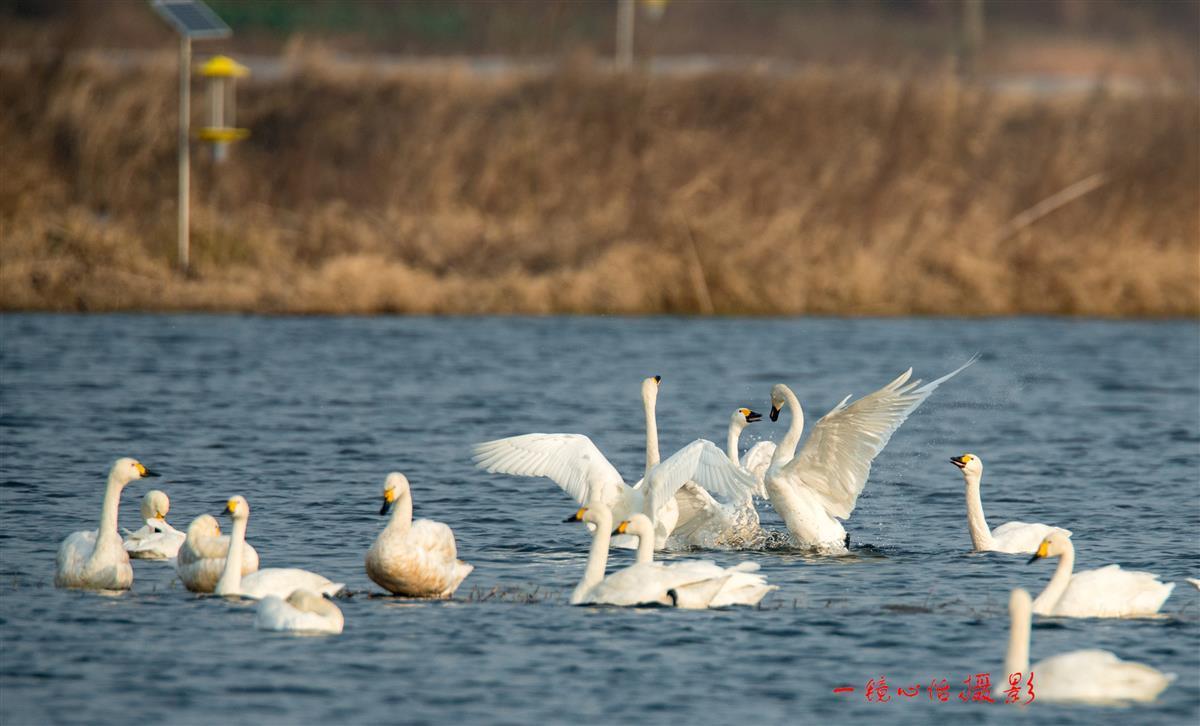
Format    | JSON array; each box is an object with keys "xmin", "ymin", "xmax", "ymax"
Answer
[
  {"xmin": 365, "ymin": 472, "xmax": 473, "ymax": 598},
  {"xmin": 214, "ymin": 496, "xmax": 344, "ymax": 600},
  {"xmin": 255, "ymin": 589, "xmax": 344, "ymax": 635},
  {"xmin": 949, "ymin": 454, "xmax": 1071, "ymax": 553},
  {"xmin": 55, "ymin": 457, "xmax": 160, "ymax": 590},
  {"xmin": 474, "ymin": 377, "xmax": 757, "ymax": 549},
  {"xmin": 564, "ymin": 505, "xmax": 744, "ymax": 608},
  {"xmin": 122, "ymin": 490, "xmax": 186, "ymax": 560},
  {"xmin": 175, "ymin": 514, "xmax": 260, "ymax": 593},
  {"xmin": 617, "ymin": 513, "xmax": 776, "ymax": 606},
  {"xmin": 1188, "ymin": 578, "xmax": 1200, "ymax": 590},
  {"xmin": 1001, "ymin": 588, "xmax": 1174, "ymax": 704},
  {"xmin": 1027, "ymin": 531, "xmax": 1174, "ymax": 617},
  {"xmin": 668, "ymin": 408, "xmax": 767, "ymax": 548},
  {"xmin": 763, "ymin": 358, "xmax": 976, "ymax": 551}
]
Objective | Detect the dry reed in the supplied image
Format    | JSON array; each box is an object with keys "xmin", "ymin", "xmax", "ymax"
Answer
[{"xmin": 1, "ymin": 53, "xmax": 1196, "ymax": 316}]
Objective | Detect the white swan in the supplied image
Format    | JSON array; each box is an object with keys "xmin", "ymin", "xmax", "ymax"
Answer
[
  {"xmin": 564, "ymin": 505, "xmax": 745, "ymax": 608},
  {"xmin": 950, "ymin": 454, "xmax": 1071, "ymax": 553},
  {"xmin": 122, "ymin": 490, "xmax": 186, "ymax": 560},
  {"xmin": 175, "ymin": 514, "xmax": 260, "ymax": 593},
  {"xmin": 763, "ymin": 358, "xmax": 976, "ymax": 551},
  {"xmin": 1001, "ymin": 588, "xmax": 1174, "ymax": 704},
  {"xmin": 365, "ymin": 472, "xmax": 473, "ymax": 598},
  {"xmin": 255, "ymin": 589, "xmax": 344, "ymax": 635},
  {"xmin": 1188, "ymin": 578, "xmax": 1200, "ymax": 591},
  {"xmin": 1027, "ymin": 531, "xmax": 1174, "ymax": 617},
  {"xmin": 55, "ymin": 457, "xmax": 160, "ymax": 590},
  {"xmin": 669, "ymin": 408, "xmax": 767, "ymax": 548},
  {"xmin": 474, "ymin": 377, "xmax": 757, "ymax": 550},
  {"xmin": 214, "ymin": 496, "xmax": 344, "ymax": 600},
  {"xmin": 618, "ymin": 513, "xmax": 775, "ymax": 606}
]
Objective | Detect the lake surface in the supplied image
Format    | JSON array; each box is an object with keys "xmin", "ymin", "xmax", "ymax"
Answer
[{"xmin": 1, "ymin": 314, "xmax": 1197, "ymax": 725}]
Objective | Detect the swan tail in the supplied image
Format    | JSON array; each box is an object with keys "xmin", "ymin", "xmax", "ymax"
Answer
[{"xmin": 443, "ymin": 561, "xmax": 473, "ymax": 597}]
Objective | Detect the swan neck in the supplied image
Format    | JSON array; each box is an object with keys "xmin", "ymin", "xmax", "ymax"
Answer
[
  {"xmin": 772, "ymin": 386, "xmax": 804, "ymax": 464},
  {"xmin": 1036, "ymin": 543, "xmax": 1075, "ymax": 611},
  {"xmin": 964, "ymin": 475, "xmax": 994, "ymax": 550},
  {"xmin": 726, "ymin": 420, "xmax": 743, "ymax": 464},
  {"xmin": 1005, "ymin": 598, "xmax": 1032, "ymax": 680},
  {"xmin": 94, "ymin": 472, "xmax": 125, "ymax": 553},
  {"xmin": 386, "ymin": 492, "xmax": 413, "ymax": 533},
  {"xmin": 215, "ymin": 516, "xmax": 248, "ymax": 594},
  {"xmin": 635, "ymin": 528, "xmax": 655, "ymax": 565},
  {"xmin": 576, "ymin": 512, "xmax": 613, "ymax": 602},
  {"xmin": 644, "ymin": 389, "xmax": 660, "ymax": 476}
]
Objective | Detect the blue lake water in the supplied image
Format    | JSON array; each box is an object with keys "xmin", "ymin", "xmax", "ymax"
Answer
[{"xmin": 1, "ymin": 314, "xmax": 1197, "ymax": 725}]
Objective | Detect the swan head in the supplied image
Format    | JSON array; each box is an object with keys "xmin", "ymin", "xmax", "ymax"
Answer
[
  {"xmin": 139, "ymin": 490, "xmax": 170, "ymax": 521},
  {"xmin": 286, "ymin": 588, "xmax": 341, "ymax": 618},
  {"xmin": 110, "ymin": 457, "xmax": 160, "ymax": 487},
  {"xmin": 612, "ymin": 513, "xmax": 655, "ymax": 540},
  {"xmin": 223, "ymin": 495, "xmax": 250, "ymax": 522},
  {"xmin": 1027, "ymin": 531, "xmax": 1072, "ymax": 564},
  {"xmin": 950, "ymin": 453, "xmax": 983, "ymax": 476},
  {"xmin": 563, "ymin": 504, "xmax": 612, "ymax": 529},
  {"xmin": 185, "ymin": 513, "xmax": 221, "ymax": 540},
  {"xmin": 641, "ymin": 375, "xmax": 661, "ymax": 402},
  {"xmin": 380, "ymin": 472, "xmax": 410, "ymax": 515},
  {"xmin": 768, "ymin": 384, "xmax": 790, "ymax": 421},
  {"xmin": 730, "ymin": 407, "xmax": 763, "ymax": 431}
]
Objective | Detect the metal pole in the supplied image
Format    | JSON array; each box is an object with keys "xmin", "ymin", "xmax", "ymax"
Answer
[
  {"xmin": 178, "ymin": 36, "xmax": 191, "ymax": 274},
  {"xmin": 616, "ymin": 0, "xmax": 634, "ymax": 70}
]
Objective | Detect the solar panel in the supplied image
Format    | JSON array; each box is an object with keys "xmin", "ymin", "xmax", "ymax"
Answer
[{"xmin": 151, "ymin": 0, "xmax": 231, "ymax": 39}]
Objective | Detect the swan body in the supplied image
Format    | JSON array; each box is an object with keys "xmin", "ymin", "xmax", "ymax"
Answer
[
  {"xmin": 475, "ymin": 377, "xmax": 757, "ymax": 550},
  {"xmin": 55, "ymin": 458, "xmax": 160, "ymax": 590},
  {"xmin": 1002, "ymin": 588, "xmax": 1174, "ymax": 704},
  {"xmin": 1028, "ymin": 532, "xmax": 1174, "ymax": 617},
  {"xmin": 365, "ymin": 473, "xmax": 473, "ymax": 598},
  {"xmin": 175, "ymin": 514, "xmax": 260, "ymax": 593},
  {"xmin": 214, "ymin": 496, "xmax": 344, "ymax": 600},
  {"xmin": 619, "ymin": 514, "xmax": 775, "ymax": 607},
  {"xmin": 122, "ymin": 490, "xmax": 186, "ymax": 559},
  {"xmin": 763, "ymin": 358, "xmax": 976, "ymax": 551},
  {"xmin": 1188, "ymin": 578, "xmax": 1200, "ymax": 591},
  {"xmin": 255, "ymin": 589, "xmax": 344, "ymax": 635},
  {"xmin": 950, "ymin": 454, "xmax": 1071, "ymax": 553}
]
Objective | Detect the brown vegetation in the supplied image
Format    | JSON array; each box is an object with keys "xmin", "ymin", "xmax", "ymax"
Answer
[{"xmin": 0, "ymin": 52, "xmax": 1196, "ymax": 316}]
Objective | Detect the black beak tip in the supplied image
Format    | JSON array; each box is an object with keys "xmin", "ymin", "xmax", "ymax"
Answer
[
  {"xmin": 653, "ymin": 375, "xmax": 661, "ymax": 383},
  {"xmin": 950, "ymin": 458, "xmax": 965, "ymax": 468},
  {"xmin": 143, "ymin": 469, "xmax": 161, "ymax": 478},
  {"xmin": 746, "ymin": 410, "xmax": 763, "ymax": 423},
  {"xmin": 1026, "ymin": 553, "xmax": 1041, "ymax": 565},
  {"xmin": 769, "ymin": 407, "xmax": 780, "ymax": 422},
  {"xmin": 563, "ymin": 514, "xmax": 579, "ymax": 523}
]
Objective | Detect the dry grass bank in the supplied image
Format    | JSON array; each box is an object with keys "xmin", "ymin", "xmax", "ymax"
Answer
[{"xmin": 1, "ymin": 53, "xmax": 1196, "ymax": 315}]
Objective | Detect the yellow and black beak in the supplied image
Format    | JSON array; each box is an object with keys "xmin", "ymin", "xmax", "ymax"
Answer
[
  {"xmin": 1027, "ymin": 541, "xmax": 1050, "ymax": 564},
  {"xmin": 611, "ymin": 521, "xmax": 630, "ymax": 536},
  {"xmin": 136, "ymin": 463, "xmax": 160, "ymax": 478},
  {"xmin": 653, "ymin": 375, "xmax": 661, "ymax": 385},
  {"xmin": 380, "ymin": 489, "xmax": 397, "ymax": 516},
  {"xmin": 745, "ymin": 410, "xmax": 763, "ymax": 423},
  {"xmin": 950, "ymin": 456, "xmax": 968, "ymax": 469},
  {"xmin": 563, "ymin": 507, "xmax": 586, "ymax": 523},
  {"xmin": 769, "ymin": 406, "xmax": 781, "ymax": 422}
]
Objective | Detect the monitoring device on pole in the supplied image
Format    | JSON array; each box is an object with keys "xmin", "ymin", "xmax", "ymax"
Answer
[{"xmin": 150, "ymin": 0, "xmax": 232, "ymax": 274}]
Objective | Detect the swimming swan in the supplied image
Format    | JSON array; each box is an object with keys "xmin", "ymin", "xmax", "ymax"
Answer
[
  {"xmin": 255, "ymin": 589, "xmax": 344, "ymax": 635},
  {"xmin": 763, "ymin": 358, "xmax": 976, "ymax": 551},
  {"xmin": 950, "ymin": 454, "xmax": 1071, "ymax": 554},
  {"xmin": 214, "ymin": 496, "xmax": 344, "ymax": 600},
  {"xmin": 1027, "ymin": 531, "xmax": 1174, "ymax": 617},
  {"xmin": 474, "ymin": 378, "xmax": 757, "ymax": 550},
  {"xmin": 1002, "ymin": 588, "xmax": 1174, "ymax": 704},
  {"xmin": 564, "ymin": 505, "xmax": 740, "ymax": 608},
  {"xmin": 175, "ymin": 514, "xmax": 260, "ymax": 593},
  {"xmin": 55, "ymin": 457, "xmax": 159, "ymax": 590},
  {"xmin": 365, "ymin": 472, "xmax": 473, "ymax": 598},
  {"xmin": 122, "ymin": 490, "xmax": 186, "ymax": 560},
  {"xmin": 618, "ymin": 513, "xmax": 776, "ymax": 606},
  {"xmin": 669, "ymin": 408, "xmax": 767, "ymax": 548}
]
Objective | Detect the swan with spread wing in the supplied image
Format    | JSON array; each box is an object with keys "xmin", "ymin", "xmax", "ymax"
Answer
[
  {"xmin": 473, "ymin": 378, "xmax": 757, "ymax": 549},
  {"xmin": 763, "ymin": 357, "xmax": 976, "ymax": 551}
]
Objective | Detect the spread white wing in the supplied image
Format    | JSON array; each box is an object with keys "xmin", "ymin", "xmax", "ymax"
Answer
[
  {"xmin": 472, "ymin": 433, "xmax": 629, "ymax": 507},
  {"xmin": 644, "ymin": 439, "xmax": 757, "ymax": 520},
  {"xmin": 781, "ymin": 356, "xmax": 977, "ymax": 519}
]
